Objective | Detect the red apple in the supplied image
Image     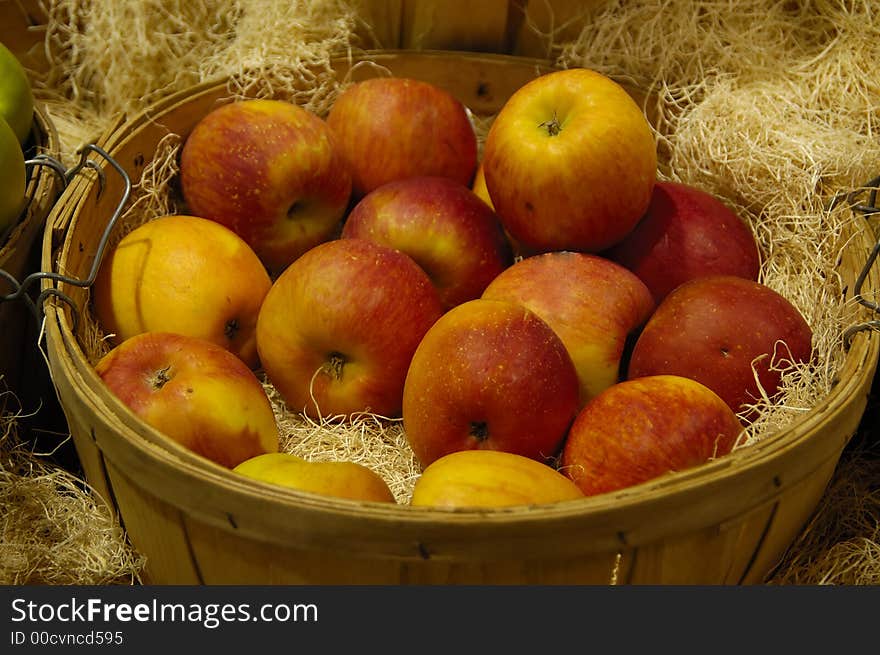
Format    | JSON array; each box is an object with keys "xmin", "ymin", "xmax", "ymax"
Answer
[
  {"xmin": 325, "ymin": 77, "xmax": 477, "ymax": 199},
  {"xmin": 341, "ymin": 176, "xmax": 514, "ymax": 309},
  {"xmin": 179, "ymin": 98, "xmax": 352, "ymax": 275},
  {"xmin": 255, "ymin": 238, "xmax": 444, "ymax": 419},
  {"xmin": 482, "ymin": 67, "xmax": 657, "ymax": 254},
  {"xmin": 402, "ymin": 298, "xmax": 580, "ymax": 468},
  {"xmin": 95, "ymin": 332, "xmax": 280, "ymax": 469},
  {"xmin": 481, "ymin": 251, "xmax": 655, "ymax": 406},
  {"xmin": 604, "ymin": 181, "xmax": 762, "ymax": 303},
  {"xmin": 561, "ymin": 374, "xmax": 743, "ymax": 496},
  {"xmin": 627, "ymin": 275, "xmax": 813, "ymax": 418}
]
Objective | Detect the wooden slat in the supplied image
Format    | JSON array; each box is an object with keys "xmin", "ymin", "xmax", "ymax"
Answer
[
  {"xmin": 105, "ymin": 459, "xmax": 203, "ymax": 585},
  {"xmin": 401, "ymin": 0, "xmax": 513, "ymax": 53},
  {"xmin": 350, "ymin": 0, "xmax": 404, "ymax": 49},
  {"xmin": 740, "ymin": 455, "xmax": 842, "ymax": 584},
  {"xmin": 513, "ymin": 0, "xmax": 605, "ymax": 59}
]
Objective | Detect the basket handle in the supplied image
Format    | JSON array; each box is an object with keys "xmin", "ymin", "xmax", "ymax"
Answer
[
  {"xmin": 0, "ymin": 144, "xmax": 131, "ymax": 331},
  {"xmin": 831, "ymin": 175, "xmax": 880, "ymax": 346}
]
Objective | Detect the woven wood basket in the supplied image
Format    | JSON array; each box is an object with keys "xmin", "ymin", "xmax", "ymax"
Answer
[
  {"xmin": 0, "ymin": 102, "xmax": 61, "ymax": 396},
  {"xmin": 40, "ymin": 51, "xmax": 880, "ymax": 584}
]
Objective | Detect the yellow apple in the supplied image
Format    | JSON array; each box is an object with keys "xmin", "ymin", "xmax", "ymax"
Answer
[
  {"xmin": 483, "ymin": 67, "xmax": 657, "ymax": 254},
  {"xmin": 95, "ymin": 332, "xmax": 280, "ymax": 469},
  {"xmin": 234, "ymin": 452, "xmax": 395, "ymax": 503},
  {"xmin": 410, "ymin": 450, "xmax": 584, "ymax": 509},
  {"xmin": 471, "ymin": 163, "xmax": 493, "ymax": 210},
  {"xmin": 93, "ymin": 215, "xmax": 273, "ymax": 369}
]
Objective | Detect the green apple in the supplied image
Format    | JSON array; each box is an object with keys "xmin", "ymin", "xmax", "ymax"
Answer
[
  {"xmin": 0, "ymin": 41, "xmax": 35, "ymax": 145},
  {"xmin": 0, "ymin": 117, "xmax": 26, "ymax": 236}
]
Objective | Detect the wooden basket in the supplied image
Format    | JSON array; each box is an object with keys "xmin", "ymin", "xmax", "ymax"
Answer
[
  {"xmin": 0, "ymin": 102, "xmax": 61, "ymax": 396},
  {"xmin": 41, "ymin": 51, "xmax": 880, "ymax": 584}
]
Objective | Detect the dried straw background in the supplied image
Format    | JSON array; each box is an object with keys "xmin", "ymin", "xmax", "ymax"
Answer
[{"xmin": 2, "ymin": 0, "xmax": 880, "ymax": 584}]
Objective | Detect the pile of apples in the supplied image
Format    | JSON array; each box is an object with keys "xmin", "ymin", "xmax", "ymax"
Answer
[
  {"xmin": 0, "ymin": 41, "xmax": 36, "ymax": 241},
  {"xmin": 93, "ymin": 67, "xmax": 814, "ymax": 509}
]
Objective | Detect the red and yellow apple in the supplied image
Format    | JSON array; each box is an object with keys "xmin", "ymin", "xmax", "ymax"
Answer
[
  {"xmin": 256, "ymin": 238, "xmax": 444, "ymax": 419},
  {"xmin": 482, "ymin": 67, "xmax": 657, "ymax": 254},
  {"xmin": 604, "ymin": 181, "xmax": 762, "ymax": 303},
  {"xmin": 234, "ymin": 452, "xmax": 395, "ymax": 503},
  {"xmin": 0, "ymin": 117, "xmax": 26, "ymax": 236},
  {"xmin": 410, "ymin": 449, "xmax": 584, "ymax": 509},
  {"xmin": 627, "ymin": 275, "xmax": 813, "ymax": 417},
  {"xmin": 325, "ymin": 76, "xmax": 477, "ymax": 199},
  {"xmin": 341, "ymin": 175, "xmax": 514, "ymax": 309},
  {"xmin": 482, "ymin": 251, "xmax": 655, "ymax": 406},
  {"xmin": 0, "ymin": 42, "xmax": 35, "ymax": 145},
  {"xmin": 402, "ymin": 298, "xmax": 580, "ymax": 468},
  {"xmin": 179, "ymin": 98, "xmax": 352, "ymax": 275},
  {"xmin": 95, "ymin": 331, "xmax": 279, "ymax": 469},
  {"xmin": 93, "ymin": 214, "xmax": 273, "ymax": 369},
  {"xmin": 561, "ymin": 374, "xmax": 743, "ymax": 496}
]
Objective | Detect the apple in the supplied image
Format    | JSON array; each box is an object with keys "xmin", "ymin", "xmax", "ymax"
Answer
[
  {"xmin": 179, "ymin": 98, "xmax": 352, "ymax": 275},
  {"xmin": 341, "ymin": 175, "xmax": 514, "ymax": 309},
  {"xmin": 256, "ymin": 237, "xmax": 444, "ymax": 419},
  {"xmin": 95, "ymin": 332, "xmax": 280, "ymax": 469},
  {"xmin": 560, "ymin": 374, "xmax": 743, "ymax": 496},
  {"xmin": 93, "ymin": 215, "xmax": 272, "ymax": 369},
  {"xmin": 482, "ymin": 67, "xmax": 657, "ymax": 254},
  {"xmin": 471, "ymin": 163, "xmax": 493, "ymax": 210},
  {"xmin": 234, "ymin": 452, "xmax": 395, "ymax": 503},
  {"xmin": 410, "ymin": 449, "xmax": 584, "ymax": 509},
  {"xmin": 0, "ymin": 41, "xmax": 35, "ymax": 145},
  {"xmin": 627, "ymin": 275, "xmax": 813, "ymax": 417},
  {"xmin": 604, "ymin": 181, "xmax": 762, "ymax": 303},
  {"xmin": 325, "ymin": 76, "xmax": 478, "ymax": 199},
  {"xmin": 402, "ymin": 298, "xmax": 580, "ymax": 468},
  {"xmin": 0, "ymin": 117, "xmax": 26, "ymax": 236},
  {"xmin": 482, "ymin": 251, "xmax": 655, "ymax": 407}
]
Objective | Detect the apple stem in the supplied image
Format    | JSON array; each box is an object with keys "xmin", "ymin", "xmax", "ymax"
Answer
[
  {"xmin": 224, "ymin": 318, "xmax": 239, "ymax": 341},
  {"xmin": 324, "ymin": 352, "xmax": 347, "ymax": 380},
  {"xmin": 148, "ymin": 365, "xmax": 173, "ymax": 390},
  {"xmin": 539, "ymin": 111, "xmax": 562, "ymax": 137}
]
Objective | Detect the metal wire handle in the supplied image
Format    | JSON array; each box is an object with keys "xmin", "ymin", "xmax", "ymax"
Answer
[
  {"xmin": 0, "ymin": 143, "xmax": 131, "ymax": 331},
  {"xmin": 829, "ymin": 175, "xmax": 880, "ymax": 346}
]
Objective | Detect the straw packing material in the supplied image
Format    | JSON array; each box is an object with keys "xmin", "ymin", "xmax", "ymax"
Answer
[
  {"xmin": 35, "ymin": 0, "xmax": 362, "ymax": 163},
  {"xmin": 0, "ymin": 386, "xmax": 143, "ymax": 585}
]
